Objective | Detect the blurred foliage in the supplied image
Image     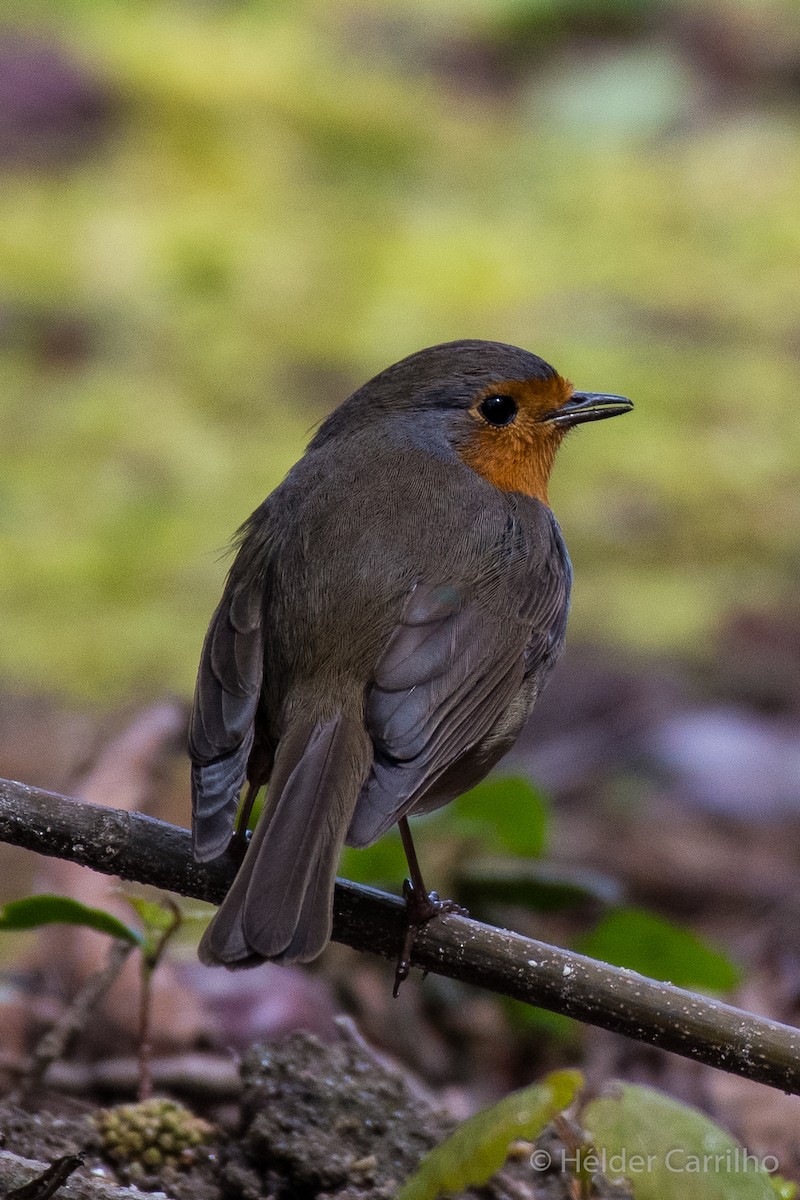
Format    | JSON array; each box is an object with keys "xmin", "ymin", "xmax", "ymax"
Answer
[
  {"xmin": 578, "ymin": 905, "xmax": 742, "ymax": 991},
  {"xmin": 401, "ymin": 1075, "xmax": 793, "ymax": 1199},
  {"xmin": 0, "ymin": 892, "xmax": 141, "ymax": 943},
  {"xmin": 460, "ymin": 857, "xmax": 623, "ymax": 911},
  {"xmin": 397, "ymin": 1068, "xmax": 581, "ymax": 1200},
  {"xmin": 449, "ymin": 775, "xmax": 549, "ymax": 857},
  {"xmin": 0, "ymin": 0, "xmax": 799, "ymax": 698},
  {"xmin": 121, "ymin": 892, "xmax": 182, "ymax": 967},
  {"xmin": 342, "ymin": 774, "xmax": 741, "ymax": 996},
  {"xmin": 584, "ymin": 1082, "xmax": 795, "ymax": 1199},
  {"xmin": 339, "ymin": 775, "xmax": 548, "ymax": 884}
]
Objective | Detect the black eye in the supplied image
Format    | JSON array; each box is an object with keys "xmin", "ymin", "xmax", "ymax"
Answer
[{"xmin": 478, "ymin": 394, "xmax": 518, "ymax": 427}]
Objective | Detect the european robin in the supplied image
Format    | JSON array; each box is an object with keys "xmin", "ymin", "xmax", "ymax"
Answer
[{"xmin": 189, "ymin": 340, "xmax": 632, "ymax": 971}]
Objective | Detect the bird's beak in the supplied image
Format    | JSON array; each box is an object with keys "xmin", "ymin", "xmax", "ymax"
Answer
[{"xmin": 539, "ymin": 391, "xmax": 633, "ymax": 428}]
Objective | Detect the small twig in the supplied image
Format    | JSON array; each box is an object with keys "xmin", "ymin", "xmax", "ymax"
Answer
[
  {"xmin": 21, "ymin": 938, "xmax": 135, "ymax": 1099},
  {"xmin": 2, "ymin": 776, "xmax": 800, "ymax": 1095},
  {"xmin": 0, "ymin": 1149, "xmax": 155, "ymax": 1199},
  {"xmin": 137, "ymin": 960, "xmax": 153, "ymax": 1103},
  {"xmin": 137, "ymin": 897, "xmax": 181, "ymax": 1102},
  {"xmin": 5, "ymin": 1151, "xmax": 85, "ymax": 1200}
]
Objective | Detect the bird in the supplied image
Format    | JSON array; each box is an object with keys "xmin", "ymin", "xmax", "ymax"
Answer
[{"xmin": 189, "ymin": 339, "xmax": 632, "ymax": 972}]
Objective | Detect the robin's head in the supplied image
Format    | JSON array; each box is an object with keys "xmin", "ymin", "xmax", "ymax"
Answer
[
  {"xmin": 453, "ymin": 365, "xmax": 633, "ymax": 505},
  {"xmin": 312, "ymin": 340, "xmax": 632, "ymax": 504}
]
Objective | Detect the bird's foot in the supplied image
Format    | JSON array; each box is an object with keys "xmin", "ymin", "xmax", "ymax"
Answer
[{"xmin": 393, "ymin": 880, "xmax": 468, "ymax": 997}]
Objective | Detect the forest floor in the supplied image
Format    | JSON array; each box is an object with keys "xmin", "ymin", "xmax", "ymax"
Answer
[{"xmin": 3, "ymin": 628, "xmax": 800, "ymax": 1196}]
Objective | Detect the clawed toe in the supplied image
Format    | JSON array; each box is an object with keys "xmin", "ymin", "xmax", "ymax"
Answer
[
  {"xmin": 392, "ymin": 816, "xmax": 467, "ymax": 996},
  {"xmin": 427, "ymin": 891, "xmax": 468, "ymax": 917},
  {"xmin": 392, "ymin": 880, "xmax": 467, "ymax": 997}
]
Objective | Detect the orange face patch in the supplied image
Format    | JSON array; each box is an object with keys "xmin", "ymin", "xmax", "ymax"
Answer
[{"xmin": 458, "ymin": 375, "xmax": 574, "ymax": 504}]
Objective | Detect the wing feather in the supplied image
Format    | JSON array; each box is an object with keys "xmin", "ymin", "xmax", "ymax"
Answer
[
  {"xmin": 189, "ymin": 580, "xmax": 264, "ymax": 861},
  {"xmin": 347, "ymin": 508, "xmax": 570, "ymax": 848}
]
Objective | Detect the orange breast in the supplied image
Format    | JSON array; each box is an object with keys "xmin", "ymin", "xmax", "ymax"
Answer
[{"xmin": 458, "ymin": 375, "xmax": 572, "ymax": 505}]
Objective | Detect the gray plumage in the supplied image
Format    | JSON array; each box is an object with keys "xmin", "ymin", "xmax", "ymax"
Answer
[{"xmin": 190, "ymin": 340, "xmax": 573, "ymax": 966}]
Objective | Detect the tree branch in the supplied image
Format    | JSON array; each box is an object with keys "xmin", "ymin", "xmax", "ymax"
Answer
[{"xmin": 2, "ymin": 775, "xmax": 800, "ymax": 1094}]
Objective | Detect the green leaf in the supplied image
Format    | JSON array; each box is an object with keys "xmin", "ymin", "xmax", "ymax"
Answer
[
  {"xmin": 122, "ymin": 894, "xmax": 179, "ymax": 933},
  {"xmin": 120, "ymin": 894, "xmax": 182, "ymax": 966},
  {"xmin": 0, "ymin": 894, "xmax": 141, "ymax": 945},
  {"xmin": 175, "ymin": 902, "xmax": 217, "ymax": 923},
  {"xmin": 341, "ymin": 777, "xmax": 550, "ymax": 888},
  {"xmin": 578, "ymin": 907, "xmax": 740, "ymax": 992},
  {"xmin": 397, "ymin": 1069, "xmax": 582, "ymax": 1200},
  {"xmin": 243, "ymin": 787, "xmax": 266, "ymax": 830},
  {"xmin": 339, "ymin": 828, "xmax": 409, "ymax": 887},
  {"xmin": 583, "ymin": 1083, "xmax": 791, "ymax": 1200},
  {"xmin": 502, "ymin": 997, "xmax": 578, "ymax": 1043},
  {"xmin": 459, "ymin": 856, "xmax": 623, "ymax": 912},
  {"xmin": 451, "ymin": 776, "xmax": 549, "ymax": 858}
]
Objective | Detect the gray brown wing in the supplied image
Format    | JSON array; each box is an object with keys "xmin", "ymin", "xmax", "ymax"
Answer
[
  {"xmin": 347, "ymin": 514, "xmax": 570, "ymax": 848},
  {"xmin": 189, "ymin": 580, "xmax": 264, "ymax": 861}
]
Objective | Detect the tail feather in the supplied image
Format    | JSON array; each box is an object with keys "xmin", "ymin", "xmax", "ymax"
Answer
[
  {"xmin": 199, "ymin": 709, "xmax": 371, "ymax": 966},
  {"xmin": 272, "ymin": 822, "xmax": 347, "ymax": 963}
]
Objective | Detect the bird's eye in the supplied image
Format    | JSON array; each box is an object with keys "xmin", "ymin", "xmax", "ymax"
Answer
[{"xmin": 478, "ymin": 394, "xmax": 518, "ymax": 427}]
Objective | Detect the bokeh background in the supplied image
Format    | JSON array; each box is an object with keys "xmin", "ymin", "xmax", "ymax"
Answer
[
  {"xmin": 2, "ymin": 0, "xmax": 800, "ymax": 701},
  {"xmin": 3, "ymin": 0, "xmax": 800, "ymax": 1180}
]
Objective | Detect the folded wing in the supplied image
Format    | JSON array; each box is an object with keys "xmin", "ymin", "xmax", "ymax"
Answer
[
  {"xmin": 189, "ymin": 580, "xmax": 264, "ymax": 861},
  {"xmin": 348, "ymin": 512, "xmax": 570, "ymax": 847}
]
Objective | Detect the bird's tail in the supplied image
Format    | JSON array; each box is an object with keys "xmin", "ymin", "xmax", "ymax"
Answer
[{"xmin": 199, "ymin": 708, "xmax": 372, "ymax": 966}]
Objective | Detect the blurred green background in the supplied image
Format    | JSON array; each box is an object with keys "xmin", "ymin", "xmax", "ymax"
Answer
[{"xmin": 2, "ymin": 0, "xmax": 800, "ymax": 702}]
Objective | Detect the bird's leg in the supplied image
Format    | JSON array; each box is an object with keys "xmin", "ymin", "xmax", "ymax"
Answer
[
  {"xmin": 398, "ymin": 816, "xmax": 437, "ymax": 922},
  {"xmin": 393, "ymin": 817, "xmax": 467, "ymax": 996},
  {"xmin": 229, "ymin": 782, "xmax": 259, "ymax": 858},
  {"xmin": 394, "ymin": 818, "xmax": 430, "ymax": 996}
]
